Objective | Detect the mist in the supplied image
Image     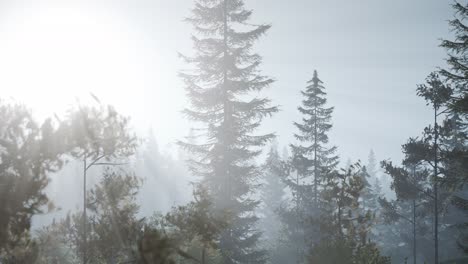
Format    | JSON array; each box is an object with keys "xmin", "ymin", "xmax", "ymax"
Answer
[{"xmin": 0, "ymin": 0, "xmax": 466, "ymax": 263}]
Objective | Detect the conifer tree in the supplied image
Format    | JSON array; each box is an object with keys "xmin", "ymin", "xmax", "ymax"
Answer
[
  {"xmin": 367, "ymin": 150, "xmax": 378, "ymax": 180},
  {"xmin": 37, "ymin": 169, "xmax": 144, "ymax": 263},
  {"xmin": 439, "ymin": 2, "xmax": 468, "ymax": 254},
  {"xmin": 179, "ymin": 1, "xmax": 277, "ymax": 263},
  {"xmin": 165, "ymin": 186, "xmax": 229, "ymax": 264},
  {"xmin": 60, "ymin": 102, "xmax": 137, "ymax": 264},
  {"xmin": 280, "ymin": 71, "xmax": 338, "ymax": 262},
  {"xmin": 309, "ymin": 163, "xmax": 390, "ymax": 264},
  {"xmin": 290, "ymin": 70, "xmax": 338, "ymax": 205},
  {"xmin": 440, "ymin": 1, "xmax": 468, "ymax": 117},
  {"xmin": 412, "ymin": 72, "xmax": 453, "ymax": 263},
  {"xmin": 258, "ymin": 142, "xmax": 287, "ymax": 263},
  {"xmin": 379, "ymin": 161, "xmax": 433, "ymax": 264},
  {"xmin": 0, "ymin": 102, "xmax": 66, "ymax": 262},
  {"xmin": 260, "ymin": 141, "xmax": 286, "ymax": 242}
]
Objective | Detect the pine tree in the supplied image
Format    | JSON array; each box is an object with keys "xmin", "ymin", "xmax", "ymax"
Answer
[
  {"xmin": 439, "ymin": 2, "xmax": 468, "ymax": 255},
  {"xmin": 179, "ymin": 1, "xmax": 277, "ymax": 263},
  {"xmin": 412, "ymin": 72, "xmax": 453, "ymax": 263},
  {"xmin": 290, "ymin": 70, "xmax": 339, "ymax": 205},
  {"xmin": 309, "ymin": 163, "xmax": 390, "ymax": 264},
  {"xmin": 0, "ymin": 102, "xmax": 66, "ymax": 262},
  {"xmin": 367, "ymin": 149, "xmax": 378, "ymax": 180},
  {"xmin": 259, "ymin": 142, "xmax": 287, "ymax": 263},
  {"xmin": 260, "ymin": 141, "xmax": 286, "ymax": 241},
  {"xmin": 280, "ymin": 71, "xmax": 338, "ymax": 262},
  {"xmin": 37, "ymin": 169, "xmax": 145, "ymax": 264},
  {"xmin": 379, "ymin": 161, "xmax": 433, "ymax": 264},
  {"xmin": 165, "ymin": 186, "xmax": 229, "ymax": 264},
  {"xmin": 59, "ymin": 102, "xmax": 138, "ymax": 264},
  {"xmin": 440, "ymin": 1, "xmax": 468, "ymax": 117}
]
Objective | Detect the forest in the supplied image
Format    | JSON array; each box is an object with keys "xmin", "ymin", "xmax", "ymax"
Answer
[{"xmin": 0, "ymin": 0, "xmax": 467, "ymax": 263}]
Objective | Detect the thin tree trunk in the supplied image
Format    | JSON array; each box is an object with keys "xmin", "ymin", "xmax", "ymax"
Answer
[
  {"xmin": 202, "ymin": 244, "xmax": 206, "ymax": 264},
  {"xmin": 222, "ymin": 0, "xmax": 231, "ymax": 203},
  {"xmin": 83, "ymin": 156, "xmax": 87, "ymax": 264},
  {"xmin": 314, "ymin": 103, "xmax": 318, "ymax": 204},
  {"xmin": 433, "ymin": 106, "xmax": 439, "ymax": 264},
  {"xmin": 413, "ymin": 199, "xmax": 416, "ymax": 264}
]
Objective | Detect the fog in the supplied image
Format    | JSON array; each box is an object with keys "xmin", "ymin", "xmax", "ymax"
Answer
[{"xmin": 0, "ymin": 0, "xmax": 466, "ymax": 263}]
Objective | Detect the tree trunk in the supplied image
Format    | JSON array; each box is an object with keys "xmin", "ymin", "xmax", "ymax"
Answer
[
  {"xmin": 202, "ymin": 244, "xmax": 206, "ymax": 264},
  {"xmin": 83, "ymin": 156, "xmax": 87, "ymax": 264},
  {"xmin": 434, "ymin": 106, "xmax": 439, "ymax": 264},
  {"xmin": 413, "ymin": 199, "xmax": 416, "ymax": 264}
]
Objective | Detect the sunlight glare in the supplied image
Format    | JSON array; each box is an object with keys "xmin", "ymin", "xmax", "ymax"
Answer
[{"xmin": 0, "ymin": 4, "xmax": 148, "ymax": 119}]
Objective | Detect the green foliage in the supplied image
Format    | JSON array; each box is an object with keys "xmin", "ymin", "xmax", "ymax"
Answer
[
  {"xmin": 320, "ymin": 164, "xmax": 371, "ymax": 243},
  {"xmin": 280, "ymin": 71, "xmax": 338, "ymax": 262},
  {"xmin": 137, "ymin": 229, "xmax": 179, "ymax": 264},
  {"xmin": 166, "ymin": 187, "xmax": 229, "ymax": 250},
  {"xmin": 0, "ymin": 101, "xmax": 65, "ymax": 260},
  {"xmin": 440, "ymin": 1, "xmax": 468, "ymax": 116},
  {"xmin": 60, "ymin": 102, "xmax": 137, "ymax": 162},
  {"xmin": 309, "ymin": 239, "xmax": 390, "ymax": 264},
  {"xmin": 36, "ymin": 169, "xmax": 145, "ymax": 263}
]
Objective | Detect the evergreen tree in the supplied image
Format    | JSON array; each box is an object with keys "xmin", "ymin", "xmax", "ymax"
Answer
[
  {"xmin": 179, "ymin": 0, "xmax": 277, "ymax": 263},
  {"xmin": 37, "ymin": 169, "xmax": 145, "ymax": 263},
  {"xmin": 439, "ymin": 2, "xmax": 468, "ymax": 255},
  {"xmin": 0, "ymin": 102, "xmax": 66, "ymax": 262},
  {"xmin": 440, "ymin": 1, "xmax": 468, "ymax": 117},
  {"xmin": 60, "ymin": 102, "xmax": 138, "ymax": 264},
  {"xmin": 309, "ymin": 163, "xmax": 390, "ymax": 264},
  {"xmin": 367, "ymin": 149, "xmax": 378, "ymax": 180},
  {"xmin": 412, "ymin": 72, "xmax": 453, "ymax": 263},
  {"xmin": 281, "ymin": 70, "xmax": 338, "ymax": 262},
  {"xmin": 359, "ymin": 166, "xmax": 375, "ymax": 212},
  {"xmin": 260, "ymin": 141, "xmax": 286, "ymax": 242},
  {"xmin": 290, "ymin": 70, "xmax": 338, "ymax": 205},
  {"xmin": 165, "ymin": 186, "xmax": 229, "ymax": 264},
  {"xmin": 379, "ymin": 161, "xmax": 433, "ymax": 264},
  {"xmin": 259, "ymin": 141, "xmax": 287, "ymax": 263}
]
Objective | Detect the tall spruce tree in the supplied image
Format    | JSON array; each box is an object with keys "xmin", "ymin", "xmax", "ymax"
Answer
[
  {"xmin": 290, "ymin": 70, "xmax": 338, "ymax": 205},
  {"xmin": 440, "ymin": 1, "xmax": 468, "ymax": 117},
  {"xmin": 281, "ymin": 70, "xmax": 338, "ymax": 262},
  {"xmin": 439, "ymin": 2, "xmax": 468, "ymax": 256},
  {"xmin": 179, "ymin": 1, "xmax": 277, "ymax": 263}
]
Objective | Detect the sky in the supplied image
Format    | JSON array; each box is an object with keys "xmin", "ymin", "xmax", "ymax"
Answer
[{"xmin": 0, "ymin": 0, "xmax": 459, "ymax": 166}]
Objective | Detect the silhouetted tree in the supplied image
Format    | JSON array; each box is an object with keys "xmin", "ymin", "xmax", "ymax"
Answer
[
  {"xmin": 440, "ymin": 1, "xmax": 468, "ymax": 117},
  {"xmin": 439, "ymin": 2, "xmax": 468, "ymax": 254},
  {"xmin": 179, "ymin": 0, "xmax": 277, "ymax": 263},
  {"xmin": 379, "ymin": 161, "xmax": 433, "ymax": 264},
  {"xmin": 411, "ymin": 72, "xmax": 453, "ymax": 262}
]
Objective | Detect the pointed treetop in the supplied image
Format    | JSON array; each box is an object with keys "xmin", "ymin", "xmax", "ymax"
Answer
[{"xmin": 308, "ymin": 69, "xmax": 323, "ymax": 84}]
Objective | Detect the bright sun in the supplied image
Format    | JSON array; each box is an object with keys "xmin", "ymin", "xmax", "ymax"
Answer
[{"xmin": 0, "ymin": 3, "xmax": 149, "ymax": 119}]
